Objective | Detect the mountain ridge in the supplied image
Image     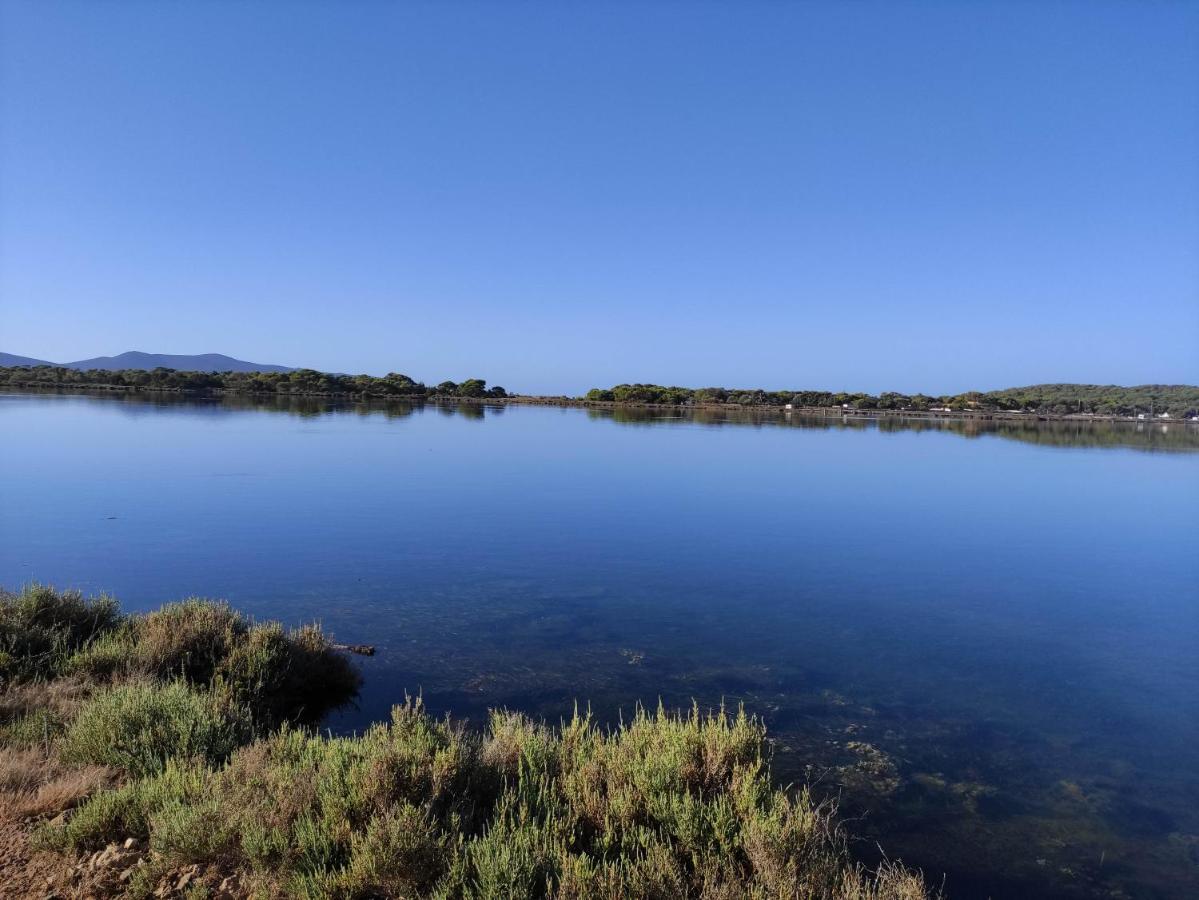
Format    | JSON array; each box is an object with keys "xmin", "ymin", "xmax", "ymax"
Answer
[{"xmin": 0, "ymin": 350, "xmax": 294, "ymax": 373}]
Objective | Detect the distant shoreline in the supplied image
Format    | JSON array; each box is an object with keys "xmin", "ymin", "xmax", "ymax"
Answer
[{"xmin": 4, "ymin": 383, "xmax": 1196, "ymax": 425}]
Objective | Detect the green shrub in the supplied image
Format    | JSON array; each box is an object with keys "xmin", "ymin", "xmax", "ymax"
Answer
[
  {"xmin": 463, "ymin": 780, "xmax": 572, "ymax": 898},
  {"xmin": 0, "ymin": 584, "xmax": 121, "ymax": 682},
  {"xmin": 215, "ymin": 620, "xmax": 362, "ymax": 728},
  {"xmin": 4, "ymin": 589, "xmax": 360, "ymax": 741},
  {"xmin": 64, "ymin": 598, "xmax": 361, "ymax": 728},
  {"xmin": 0, "ymin": 708, "xmax": 65, "ymax": 748},
  {"xmin": 149, "ymin": 797, "xmax": 235, "ymax": 863},
  {"xmin": 64, "ymin": 621, "xmax": 142, "ymax": 681},
  {"xmin": 60, "ymin": 680, "xmax": 249, "ymax": 777},
  {"xmin": 132, "ymin": 599, "xmax": 246, "ymax": 684},
  {"xmin": 49, "ymin": 700, "xmax": 930, "ymax": 899},
  {"xmin": 341, "ymin": 803, "xmax": 450, "ymax": 897},
  {"xmin": 36, "ymin": 757, "xmax": 207, "ymax": 851}
]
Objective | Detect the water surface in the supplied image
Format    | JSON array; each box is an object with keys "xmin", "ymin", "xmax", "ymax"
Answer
[{"xmin": 2, "ymin": 392, "xmax": 1196, "ymax": 899}]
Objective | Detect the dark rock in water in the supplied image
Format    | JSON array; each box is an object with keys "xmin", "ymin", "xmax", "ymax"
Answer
[{"xmin": 333, "ymin": 642, "xmax": 375, "ymax": 656}]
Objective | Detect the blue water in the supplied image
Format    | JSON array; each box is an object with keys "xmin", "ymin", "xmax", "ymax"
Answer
[{"xmin": 2, "ymin": 392, "xmax": 1197, "ymax": 899}]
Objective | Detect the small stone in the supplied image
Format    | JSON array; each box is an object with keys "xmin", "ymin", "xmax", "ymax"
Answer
[{"xmin": 123, "ymin": 837, "xmax": 137, "ymax": 850}]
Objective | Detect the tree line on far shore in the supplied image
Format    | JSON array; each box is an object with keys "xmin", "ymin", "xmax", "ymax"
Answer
[
  {"xmin": 0, "ymin": 365, "xmax": 506, "ymax": 399},
  {"xmin": 4, "ymin": 365, "xmax": 1197, "ymax": 417},
  {"xmin": 584, "ymin": 382, "xmax": 1199, "ymax": 417}
]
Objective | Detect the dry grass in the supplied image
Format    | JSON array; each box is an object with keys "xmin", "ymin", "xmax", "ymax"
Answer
[
  {"xmin": 0, "ymin": 745, "xmax": 50, "ymax": 796},
  {"xmin": 838, "ymin": 860, "xmax": 932, "ymax": 900},
  {"xmin": 14, "ymin": 766, "xmax": 115, "ymax": 818},
  {"xmin": 0, "ymin": 676, "xmax": 97, "ymax": 753},
  {"xmin": 0, "ymin": 745, "xmax": 114, "ymax": 821},
  {"xmin": 0, "ymin": 675, "xmax": 92, "ymax": 722}
]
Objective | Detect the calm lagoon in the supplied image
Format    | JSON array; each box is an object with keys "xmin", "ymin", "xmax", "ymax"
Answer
[{"xmin": 2, "ymin": 392, "xmax": 1196, "ymax": 899}]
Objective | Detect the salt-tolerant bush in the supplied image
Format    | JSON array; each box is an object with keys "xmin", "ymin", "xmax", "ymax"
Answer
[
  {"xmin": 64, "ymin": 598, "xmax": 361, "ymax": 726},
  {"xmin": 37, "ymin": 698, "xmax": 931, "ymax": 899},
  {"xmin": 0, "ymin": 585, "xmax": 121, "ymax": 683},
  {"xmin": 35, "ymin": 757, "xmax": 209, "ymax": 852},
  {"xmin": 59, "ymin": 680, "xmax": 249, "ymax": 778}
]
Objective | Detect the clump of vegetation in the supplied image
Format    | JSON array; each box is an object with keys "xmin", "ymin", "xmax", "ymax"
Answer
[
  {"xmin": 0, "ymin": 585, "xmax": 121, "ymax": 683},
  {"xmin": 65, "ymin": 598, "xmax": 361, "ymax": 727},
  {"xmin": 0, "ymin": 676, "xmax": 91, "ymax": 748},
  {"xmin": 1, "ymin": 585, "xmax": 930, "ymax": 899},
  {"xmin": 41, "ymin": 700, "xmax": 929, "ymax": 899},
  {"xmin": 0, "ymin": 584, "xmax": 359, "ymax": 767},
  {"xmin": 59, "ymin": 680, "xmax": 250, "ymax": 778}
]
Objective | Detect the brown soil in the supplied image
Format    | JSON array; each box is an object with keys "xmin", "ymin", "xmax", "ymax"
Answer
[
  {"xmin": 0, "ymin": 815, "xmax": 92, "ymax": 899},
  {"xmin": 0, "ymin": 816, "xmax": 246, "ymax": 899}
]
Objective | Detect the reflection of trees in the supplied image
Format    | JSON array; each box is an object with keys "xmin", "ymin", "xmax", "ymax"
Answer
[
  {"xmin": 6, "ymin": 388, "xmax": 1195, "ymax": 452},
  {"xmin": 589, "ymin": 407, "xmax": 778, "ymax": 428},
  {"xmin": 0, "ymin": 389, "xmax": 506, "ymax": 424},
  {"xmin": 451, "ymin": 403, "xmax": 485, "ymax": 420},
  {"xmin": 588, "ymin": 407, "xmax": 1199, "ymax": 453}
]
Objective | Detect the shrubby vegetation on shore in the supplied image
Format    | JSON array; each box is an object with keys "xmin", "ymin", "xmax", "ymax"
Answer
[
  {"xmin": 1, "ymin": 585, "xmax": 930, "ymax": 899},
  {"xmin": 585, "ymin": 382, "xmax": 1199, "ymax": 417},
  {"xmin": 0, "ymin": 365, "xmax": 507, "ymax": 399},
  {"xmin": 6, "ymin": 364, "xmax": 1197, "ymax": 417}
]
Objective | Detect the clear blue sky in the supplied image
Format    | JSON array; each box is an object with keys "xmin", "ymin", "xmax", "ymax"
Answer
[{"xmin": 2, "ymin": 1, "xmax": 1196, "ymax": 394}]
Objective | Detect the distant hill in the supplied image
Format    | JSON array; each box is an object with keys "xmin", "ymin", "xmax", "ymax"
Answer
[
  {"xmin": 0, "ymin": 350, "xmax": 294, "ymax": 373},
  {"xmin": 0, "ymin": 352, "xmax": 55, "ymax": 367}
]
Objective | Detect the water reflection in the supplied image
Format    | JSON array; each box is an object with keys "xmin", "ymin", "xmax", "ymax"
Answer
[
  {"xmin": 590, "ymin": 404, "xmax": 1199, "ymax": 453},
  {"xmin": 4, "ymin": 389, "xmax": 1195, "ymax": 452}
]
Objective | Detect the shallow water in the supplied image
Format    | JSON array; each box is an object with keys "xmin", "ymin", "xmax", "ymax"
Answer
[{"xmin": 2, "ymin": 391, "xmax": 1197, "ymax": 899}]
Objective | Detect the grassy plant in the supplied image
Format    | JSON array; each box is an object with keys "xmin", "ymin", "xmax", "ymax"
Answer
[
  {"xmin": 37, "ymin": 699, "xmax": 931, "ymax": 898},
  {"xmin": 35, "ymin": 757, "xmax": 209, "ymax": 852},
  {"xmin": 213, "ymin": 620, "xmax": 362, "ymax": 727},
  {"xmin": 132, "ymin": 600, "xmax": 246, "ymax": 683},
  {"xmin": 0, "ymin": 584, "xmax": 121, "ymax": 683},
  {"xmin": 59, "ymin": 680, "xmax": 250, "ymax": 777},
  {"xmin": 341, "ymin": 803, "xmax": 450, "ymax": 897},
  {"xmin": 64, "ymin": 597, "xmax": 361, "ymax": 727},
  {"xmin": 0, "ymin": 676, "xmax": 93, "ymax": 752}
]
